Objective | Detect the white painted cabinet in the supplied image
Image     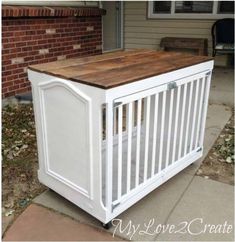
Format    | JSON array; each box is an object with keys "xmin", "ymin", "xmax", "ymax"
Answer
[{"xmin": 28, "ymin": 50, "xmax": 213, "ymax": 226}]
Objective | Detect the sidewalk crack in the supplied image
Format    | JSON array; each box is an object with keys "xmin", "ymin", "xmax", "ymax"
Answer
[{"xmin": 154, "ymin": 174, "xmax": 196, "ymax": 241}]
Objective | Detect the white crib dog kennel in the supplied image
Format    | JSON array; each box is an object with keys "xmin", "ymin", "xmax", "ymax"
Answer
[{"xmin": 28, "ymin": 50, "xmax": 213, "ymax": 227}]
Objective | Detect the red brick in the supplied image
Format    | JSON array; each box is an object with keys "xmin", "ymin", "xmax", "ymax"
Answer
[
  {"xmin": 2, "ymin": 70, "xmax": 13, "ymax": 76},
  {"xmin": 4, "ymin": 64, "xmax": 18, "ymax": 71},
  {"xmin": 3, "ymin": 43, "xmax": 15, "ymax": 49},
  {"xmin": 19, "ymin": 82, "xmax": 29, "ymax": 88},
  {"xmin": 2, "ymin": 88, "xmax": 8, "ymax": 95},
  {"xmin": 14, "ymin": 31, "xmax": 25, "ymax": 37},
  {"xmin": 17, "ymin": 87, "xmax": 30, "ymax": 94},
  {"xmin": 9, "ymin": 85, "xmax": 20, "ymax": 91},
  {"xmin": 2, "ymin": 82, "xmax": 13, "ymax": 88},
  {"xmin": 4, "ymin": 91, "xmax": 15, "ymax": 98},
  {"xmin": 6, "ymin": 74, "xmax": 19, "ymax": 81},
  {"xmin": 15, "ymin": 42, "xmax": 27, "ymax": 47},
  {"xmin": 2, "ymin": 15, "xmax": 102, "ymax": 98},
  {"xmin": 14, "ymin": 79, "xmax": 25, "ymax": 85},
  {"xmin": 2, "ymin": 32, "xmax": 14, "ymax": 38},
  {"xmin": 9, "ymin": 48, "xmax": 22, "ymax": 54}
]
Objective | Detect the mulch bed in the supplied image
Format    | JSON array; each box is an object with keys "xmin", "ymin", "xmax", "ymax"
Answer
[{"xmin": 196, "ymin": 111, "xmax": 234, "ymax": 185}]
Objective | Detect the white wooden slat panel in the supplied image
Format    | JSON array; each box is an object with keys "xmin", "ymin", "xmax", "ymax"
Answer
[
  {"xmin": 199, "ymin": 73, "xmax": 212, "ymax": 147},
  {"xmin": 135, "ymin": 99, "xmax": 142, "ymax": 187},
  {"xmin": 151, "ymin": 94, "xmax": 159, "ymax": 177},
  {"xmin": 183, "ymin": 81, "xmax": 194, "ymax": 156},
  {"xmin": 117, "ymin": 105, "xmax": 123, "ymax": 199},
  {"xmin": 113, "ymin": 107, "xmax": 117, "ymax": 135},
  {"xmin": 172, "ymin": 85, "xmax": 181, "ymax": 163},
  {"xmin": 195, "ymin": 77, "xmax": 206, "ymax": 148},
  {"xmin": 178, "ymin": 83, "xmax": 187, "ymax": 160},
  {"xmin": 165, "ymin": 89, "xmax": 174, "ymax": 167},
  {"xmin": 144, "ymin": 96, "xmax": 151, "ymax": 181},
  {"xmin": 105, "ymin": 103, "xmax": 113, "ymax": 212},
  {"xmin": 126, "ymin": 102, "xmax": 133, "ymax": 192},
  {"xmin": 158, "ymin": 91, "xmax": 166, "ymax": 172},
  {"xmin": 190, "ymin": 79, "xmax": 200, "ymax": 151}
]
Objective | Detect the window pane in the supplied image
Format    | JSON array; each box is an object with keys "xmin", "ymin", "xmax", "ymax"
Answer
[
  {"xmin": 175, "ymin": 1, "xmax": 213, "ymax": 13},
  {"xmin": 218, "ymin": 1, "xmax": 234, "ymax": 14},
  {"xmin": 153, "ymin": 1, "xmax": 171, "ymax": 13}
]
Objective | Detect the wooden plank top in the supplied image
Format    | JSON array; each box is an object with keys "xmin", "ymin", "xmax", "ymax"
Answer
[{"xmin": 29, "ymin": 49, "xmax": 213, "ymax": 89}]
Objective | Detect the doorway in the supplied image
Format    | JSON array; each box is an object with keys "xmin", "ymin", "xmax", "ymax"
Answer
[{"xmin": 101, "ymin": 1, "xmax": 123, "ymax": 52}]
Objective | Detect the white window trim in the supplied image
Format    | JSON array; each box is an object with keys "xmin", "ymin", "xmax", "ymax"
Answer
[{"xmin": 148, "ymin": 1, "xmax": 234, "ymax": 19}]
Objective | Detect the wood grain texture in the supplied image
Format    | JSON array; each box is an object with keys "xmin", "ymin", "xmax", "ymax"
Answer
[
  {"xmin": 29, "ymin": 49, "xmax": 213, "ymax": 89},
  {"xmin": 160, "ymin": 37, "xmax": 208, "ymax": 56}
]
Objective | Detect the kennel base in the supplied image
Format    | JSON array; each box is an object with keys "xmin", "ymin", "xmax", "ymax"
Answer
[{"xmin": 28, "ymin": 50, "xmax": 213, "ymax": 224}]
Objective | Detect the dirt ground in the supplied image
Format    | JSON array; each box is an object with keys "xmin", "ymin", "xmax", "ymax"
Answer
[
  {"xmin": 196, "ymin": 112, "xmax": 234, "ymax": 185},
  {"xmin": 2, "ymin": 104, "xmax": 46, "ymax": 219}
]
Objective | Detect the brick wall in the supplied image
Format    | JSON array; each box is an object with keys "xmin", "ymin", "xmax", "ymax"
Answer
[{"xmin": 2, "ymin": 6, "xmax": 105, "ymax": 98}]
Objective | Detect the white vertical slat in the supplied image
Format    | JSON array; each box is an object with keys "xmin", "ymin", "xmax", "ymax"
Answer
[
  {"xmin": 151, "ymin": 94, "xmax": 159, "ymax": 177},
  {"xmin": 183, "ymin": 81, "xmax": 194, "ymax": 156},
  {"xmin": 190, "ymin": 78, "xmax": 200, "ymax": 151},
  {"xmin": 144, "ymin": 96, "xmax": 151, "ymax": 181},
  {"xmin": 135, "ymin": 99, "xmax": 142, "ymax": 187},
  {"xmin": 113, "ymin": 107, "xmax": 117, "ymax": 135},
  {"xmin": 198, "ymin": 72, "xmax": 212, "ymax": 147},
  {"xmin": 178, "ymin": 83, "xmax": 187, "ymax": 160},
  {"xmin": 125, "ymin": 104, "xmax": 128, "ymax": 133},
  {"xmin": 117, "ymin": 105, "xmax": 123, "ymax": 199},
  {"xmin": 126, "ymin": 102, "xmax": 133, "ymax": 192},
  {"xmin": 195, "ymin": 77, "xmax": 206, "ymax": 148},
  {"xmin": 105, "ymin": 103, "xmax": 113, "ymax": 211},
  {"xmin": 165, "ymin": 89, "xmax": 174, "ymax": 167},
  {"xmin": 158, "ymin": 91, "xmax": 166, "ymax": 173},
  {"xmin": 142, "ymin": 96, "xmax": 147, "ymax": 128},
  {"xmin": 133, "ymin": 101, "xmax": 136, "ymax": 127},
  {"xmin": 172, "ymin": 85, "xmax": 181, "ymax": 163}
]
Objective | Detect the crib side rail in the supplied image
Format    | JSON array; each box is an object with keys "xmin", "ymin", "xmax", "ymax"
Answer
[{"xmin": 103, "ymin": 70, "xmax": 212, "ymax": 217}]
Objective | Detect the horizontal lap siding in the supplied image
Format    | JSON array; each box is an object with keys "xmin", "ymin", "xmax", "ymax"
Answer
[{"xmin": 124, "ymin": 2, "xmax": 214, "ymax": 54}]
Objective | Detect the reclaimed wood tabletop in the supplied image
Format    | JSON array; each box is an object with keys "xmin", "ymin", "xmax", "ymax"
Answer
[{"xmin": 29, "ymin": 49, "xmax": 213, "ymax": 89}]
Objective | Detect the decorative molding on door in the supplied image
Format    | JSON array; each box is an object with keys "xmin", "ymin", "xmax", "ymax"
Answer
[{"xmin": 38, "ymin": 79, "xmax": 93, "ymax": 199}]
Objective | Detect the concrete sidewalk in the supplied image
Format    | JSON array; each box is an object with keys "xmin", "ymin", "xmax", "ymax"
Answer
[
  {"xmin": 3, "ymin": 103, "xmax": 233, "ymax": 241},
  {"xmin": 3, "ymin": 204, "xmax": 120, "ymax": 241},
  {"xmin": 210, "ymin": 67, "xmax": 234, "ymax": 107}
]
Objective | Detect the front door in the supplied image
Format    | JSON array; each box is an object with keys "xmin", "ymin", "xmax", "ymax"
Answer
[{"xmin": 102, "ymin": 1, "xmax": 123, "ymax": 52}]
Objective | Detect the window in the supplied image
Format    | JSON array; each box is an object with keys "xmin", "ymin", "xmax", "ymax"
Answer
[
  {"xmin": 148, "ymin": 1, "xmax": 234, "ymax": 19},
  {"xmin": 218, "ymin": 1, "xmax": 234, "ymax": 14},
  {"xmin": 175, "ymin": 1, "xmax": 213, "ymax": 13},
  {"xmin": 153, "ymin": 1, "xmax": 171, "ymax": 13}
]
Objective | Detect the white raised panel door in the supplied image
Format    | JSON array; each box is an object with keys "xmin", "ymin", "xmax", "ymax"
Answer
[{"xmin": 38, "ymin": 80, "xmax": 93, "ymax": 198}]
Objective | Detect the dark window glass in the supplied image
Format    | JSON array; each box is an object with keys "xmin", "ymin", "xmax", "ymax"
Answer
[
  {"xmin": 175, "ymin": 1, "xmax": 213, "ymax": 13},
  {"xmin": 153, "ymin": 1, "xmax": 171, "ymax": 13},
  {"xmin": 218, "ymin": 1, "xmax": 234, "ymax": 14}
]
